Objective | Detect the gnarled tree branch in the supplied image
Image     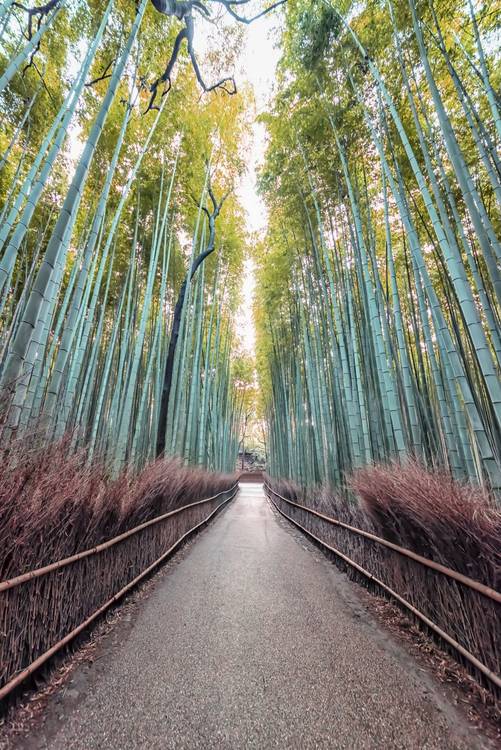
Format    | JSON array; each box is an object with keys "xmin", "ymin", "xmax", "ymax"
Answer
[
  {"xmin": 209, "ymin": 0, "xmax": 286, "ymax": 25},
  {"xmin": 14, "ymin": 0, "xmax": 285, "ymax": 109},
  {"xmin": 13, "ymin": 0, "xmax": 59, "ymax": 39},
  {"xmin": 156, "ymin": 175, "xmax": 232, "ymax": 457},
  {"xmin": 146, "ymin": 0, "xmax": 284, "ymax": 111}
]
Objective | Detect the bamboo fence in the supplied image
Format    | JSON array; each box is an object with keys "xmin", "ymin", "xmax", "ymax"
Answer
[
  {"xmin": 265, "ymin": 482, "xmax": 501, "ymax": 697},
  {"xmin": 0, "ymin": 482, "xmax": 238, "ymax": 703}
]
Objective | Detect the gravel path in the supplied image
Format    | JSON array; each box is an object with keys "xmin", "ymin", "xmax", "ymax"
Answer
[{"xmin": 18, "ymin": 484, "xmax": 486, "ymax": 749}]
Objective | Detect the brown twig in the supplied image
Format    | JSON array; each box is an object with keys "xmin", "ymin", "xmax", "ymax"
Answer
[
  {"xmin": 12, "ymin": 0, "xmax": 60, "ymax": 39},
  {"xmin": 85, "ymin": 59, "xmax": 116, "ymax": 88}
]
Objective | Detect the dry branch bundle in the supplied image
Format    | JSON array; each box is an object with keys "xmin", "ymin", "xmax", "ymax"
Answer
[
  {"xmin": 266, "ymin": 460, "xmax": 501, "ymax": 695},
  {"xmin": 0, "ymin": 438, "xmax": 236, "ymax": 703}
]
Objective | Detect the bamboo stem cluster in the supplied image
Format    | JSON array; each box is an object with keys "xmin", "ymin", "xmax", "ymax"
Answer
[
  {"xmin": 0, "ymin": 4, "xmax": 241, "ymax": 474},
  {"xmin": 260, "ymin": 0, "xmax": 501, "ymax": 495}
]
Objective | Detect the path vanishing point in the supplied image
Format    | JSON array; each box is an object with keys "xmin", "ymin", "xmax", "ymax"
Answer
[{"xmin": 19, "ymin": 484, "xmax": 484, "ymax": 750}]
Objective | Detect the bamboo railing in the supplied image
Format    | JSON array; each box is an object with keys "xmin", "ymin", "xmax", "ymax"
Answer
[
  {"xmin": 265, "ymin": 482, "xmax": 501, "ymax": 695},
  {"xmin": 0, "ymin": 483, "xmax": 238, "ymax": 702}
]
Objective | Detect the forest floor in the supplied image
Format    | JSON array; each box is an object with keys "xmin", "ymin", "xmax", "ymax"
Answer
[{"xmin": 3, "ymin": 484, "xmax": 495, "ymax": 749}]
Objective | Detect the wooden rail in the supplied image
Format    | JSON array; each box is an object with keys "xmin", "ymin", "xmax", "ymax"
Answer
[
  {"xmin": 264, "ymin": 483, "xmax": 501, "ymax": 692},
  {"xmin": 0, "ymin": 483, "xmax": 238, "ymax": 701},
  {"xmin": 264, "ymin": 483, "xmax": 500, "ymax": 603},
  {"xmin": 0, "ymin": 484, "xmax": 238, "ymax": 592}
]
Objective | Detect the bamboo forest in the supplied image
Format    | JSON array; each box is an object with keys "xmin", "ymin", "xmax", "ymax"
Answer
[{"xmin": 0, "ymin": 0, "xmax": 500, "ymax": 746}]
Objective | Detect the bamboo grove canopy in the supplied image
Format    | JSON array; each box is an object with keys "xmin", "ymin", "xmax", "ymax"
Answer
[
  {"xmin": 1, "ymin": 0, "xmax": 500, "ymax": 494},
  {"xmin": 254, "ymin": 0, "xmax": 501, "ymax": 495},
  {"xmin": 0, "ymin": 0, "xmax": 253, "ymax": 473}
]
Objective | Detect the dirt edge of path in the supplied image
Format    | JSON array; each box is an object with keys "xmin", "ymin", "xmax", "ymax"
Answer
[
  {"xmin": 267, "ymin": 500, "xmax": 501, "ymax": 747},
  {"xmin": 0, "ymin": 501, "xmax": 234, "ymax": 750}
]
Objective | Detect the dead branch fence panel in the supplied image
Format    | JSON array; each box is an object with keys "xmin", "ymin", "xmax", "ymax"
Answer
[
  {"xmin": 264, "ymin": 483, "xmax": 501, "ymax": 696},
  {"xmin": 0, "ymin": 483, "xmax": 238, "ymax": 703}
]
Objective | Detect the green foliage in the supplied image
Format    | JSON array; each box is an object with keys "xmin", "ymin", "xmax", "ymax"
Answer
[
  {"xmin": 255, "ymin": 0, "xmax": 501, "ymax": 494},
  {"xmin": 0, "ymin": 0, "xmax": 249, "ymax": 473},
  {"xmin": 290, "ymin": 0, "xmax": 341, "ymax": 70}
]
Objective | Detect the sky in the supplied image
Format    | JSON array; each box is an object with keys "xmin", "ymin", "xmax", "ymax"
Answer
[{"xmin": 232, "ymin": 11, "xmax": 282, "ymax": 357}]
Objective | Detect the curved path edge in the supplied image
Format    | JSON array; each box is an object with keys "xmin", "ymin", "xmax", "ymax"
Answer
[{"xmin": 13, "ymin": 484, "xmax": 488, "ymax": 750}]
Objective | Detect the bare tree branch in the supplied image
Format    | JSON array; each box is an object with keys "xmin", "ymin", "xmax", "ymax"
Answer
[
  {"xmin": 13, "ymin": 0, "xmax": 59, "ymax": 39},
  {"xmin": 22, "ymin": 58, "xmax": 55, "ymax": 102},
  {"xmin": 146, "ymin": 0, "xmax": 284, "ymax": 110},
  {"xmin": 190, "ymin": 192, "xmax": 211, "ymax": 220},
  {"xmin": 21, "ymin": 17, "xmax": 42, "ymax": 73},
  {"xmin": 210, "ymin": 0, "xmax": 286, "ymax": 24},
  {"xmin": 145, "ymin": 25, "xmax": 187, "ymax": 112},
  {"xmin": 85, "ymin": 59, "xmax": 116, "ymax": 87}
]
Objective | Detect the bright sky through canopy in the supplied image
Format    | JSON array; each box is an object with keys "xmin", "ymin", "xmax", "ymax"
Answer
[
  {"xmin": 234, "ymin": 11, "xmax": 282, "ymax": 356},
  {"xmin": 67, "ymin": 7, "xmax": 282, "ymax": 358}
]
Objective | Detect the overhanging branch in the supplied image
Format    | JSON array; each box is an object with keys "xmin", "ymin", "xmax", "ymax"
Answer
[
  {"xmin": 146, "ymin": 0, "xmax": 285, "ymax": 109},
  {"xmin": 13, "ymin": 0, "xmax": 60, "ymax": 39},
  {"xmin": 211, "ymin": 0, "xmax": 286, "ymax": 24}
]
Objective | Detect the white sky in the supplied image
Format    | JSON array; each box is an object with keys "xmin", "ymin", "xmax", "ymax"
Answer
[{"xmin": 233, "ymin": 11, "xmax": 282, "ymax": 356}]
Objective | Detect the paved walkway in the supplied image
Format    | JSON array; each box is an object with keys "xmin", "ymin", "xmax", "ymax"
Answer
[{"xmin": 20, "ymin": 485, "xmax": 484, "ymax": 749}]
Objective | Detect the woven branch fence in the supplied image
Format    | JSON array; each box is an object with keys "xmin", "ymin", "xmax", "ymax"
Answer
[
  {"xmin": 264, "ymin": 482, "xmax": 501, "ymax": 697},
  {"xmin": 0, "ymin": 483, "xmax": 238, "ymax": 703}
]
